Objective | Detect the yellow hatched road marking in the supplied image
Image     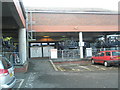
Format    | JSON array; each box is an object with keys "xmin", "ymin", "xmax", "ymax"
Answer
[
  {"xmin": 76, "ymin": 69, "xmax": 80, "ymax": 71},
  {"xmin": 79, "ymin": 66, "xmax": 93, "ymax": 71},
  {"xmin": 91, "ymin": 65, "xmax": 106, "ymax": 70},
  {"xmin": 72, "ymin": 68, "xmax": 81, "ymax": 71},
  {"xmin": 72, "ymin": 68, "xmax": 75, "ymax": 71},
  {"xmin": 100, "ymin": 68, "xmax": 106, "ymax": 70},
  {"xmin": 57, "ymin": 66, "xmax": 65, "ymax": 71},
  {"xmin": 91, "ymin": 65, "xmax": 100, "ymax": 68}
]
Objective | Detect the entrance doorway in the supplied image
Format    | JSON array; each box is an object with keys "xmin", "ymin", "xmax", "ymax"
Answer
[
  {"xmin": 43, "ymin": 46, "xmax": 54, "ymax": 57},
  {"xmin": 30, "ymin": 42, "xmax": 55, "ymax": 58}
]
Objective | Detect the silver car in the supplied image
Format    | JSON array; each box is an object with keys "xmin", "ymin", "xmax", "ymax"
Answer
[{"xmin": 0, "ymin": 56, "xmax": 16, "ymax": 89}]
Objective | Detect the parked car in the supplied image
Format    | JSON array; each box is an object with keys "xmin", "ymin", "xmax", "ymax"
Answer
[
  {"xmin": 91, "ymin": 50, "xmax": 120, "ymax": 67},
  {"xmin": 0, "ymin": 56, "xmax": 16, "ymax": 89}
]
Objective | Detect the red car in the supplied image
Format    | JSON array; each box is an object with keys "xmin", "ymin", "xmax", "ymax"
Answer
[{"xmin": 91, "ymin": 50, "xmax": 120, "ymax": 67}]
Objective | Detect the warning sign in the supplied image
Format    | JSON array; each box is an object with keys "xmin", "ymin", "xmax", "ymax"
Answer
[{"xmin": 50, "ymin": 49, "xmax": 57, "ymax": 59}]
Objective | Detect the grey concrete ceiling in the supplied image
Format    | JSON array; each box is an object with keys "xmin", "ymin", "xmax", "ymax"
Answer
[
  {"xmin": 2, "ymin": 2, "xmax": 19, "ymax": 30},
  {"xmin": 2, "ymin": 2, "xmax": 26, "ymax": 40}
]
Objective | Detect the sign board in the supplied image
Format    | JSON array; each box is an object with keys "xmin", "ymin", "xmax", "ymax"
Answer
[
  {"xmin": 50, "ymin": 49, "xmax": 57, "ymax": 59},
  {"xmin": 86, "ymin": 48, "xmax": 92, "ymax": 57},
  {"xmin": 79, "ymin": 42, "xmax": 84, "ymax": 46}
]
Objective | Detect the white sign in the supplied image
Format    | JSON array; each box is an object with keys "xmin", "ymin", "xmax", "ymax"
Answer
[
  {"xmin": 50, "ymin": 49, "xmax": 58, "ymax": 59},
  {"xmin": 86, "ymin": 48, "xmax": 92, "ymax": 57},
  {"xmin": 79, "ymin": 42, "xmax": 84, "ymax": 46}
]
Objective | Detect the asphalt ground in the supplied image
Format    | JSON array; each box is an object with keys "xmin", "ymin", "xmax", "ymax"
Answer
[{"xmin": 12, "ymin": 59, "xmax": 119, "ymax": 89}]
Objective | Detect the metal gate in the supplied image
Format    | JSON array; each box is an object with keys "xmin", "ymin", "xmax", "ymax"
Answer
[{"xmin": 57, "ymin": 49, "xmax": 80, "ymax": 61}]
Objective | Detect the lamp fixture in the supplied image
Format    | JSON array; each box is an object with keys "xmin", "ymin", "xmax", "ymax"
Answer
[{"xmin": 43, "ymin": 36, "xmax": 50, "ymax": 38}]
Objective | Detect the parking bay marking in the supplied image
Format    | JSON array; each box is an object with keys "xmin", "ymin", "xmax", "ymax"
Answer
[
  {"xmin": 25, "ymin": 72, "xmax": 36, "ymax": 88},
  {"xmin": 91, "ymin": 65, "xmax": 106, "ymax": 70},
  {"xmin": 78, "ymin": 66, "xmax": 93, "ymax": 71},
  {"xmin": 56, "ymin": 64, "xmax": 110, "ymax": 72},
  {"xmin": 57, "ymin": 65, "xmax": 93, "ymax": 71},
  {"xmin": 57, "ymin": 66, "xmax": 66, "ymax": 71},
  {"xmin": 16, "ymin": 79, "xmax": 24, "ymax": 89},
  {"xmin": 49, "ymin": 60, "xmax": 58, "ymax": 71},
  {"xmin": 72, "ymin": 68, "xmax": 80, "ymax": 71}
]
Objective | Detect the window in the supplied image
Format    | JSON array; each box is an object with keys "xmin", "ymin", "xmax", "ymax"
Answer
[
  {"xmin": 112, "ymin": 51, "xmax": 120, "ymax": 56},
  {"xmin": 95, "ymin": 53, "xmax": 100, "ymax": 56},
  {"xmin": 100, "ymin": 53, "xmax": 104, "ymax": 56},
  {"xmin": 49, "ymin": 43, "xmax": 55, "ymax": 45},
  {"xmin": 31, "ymin": 43, "xmax": 41, "ymax": 46},
  {"xmin": 106, "ymin": 52, "xmax": 111, "ymax": 56},
  {"xmin": 42, "ymin": 43, "xmax": 48, "ymax": 46}
]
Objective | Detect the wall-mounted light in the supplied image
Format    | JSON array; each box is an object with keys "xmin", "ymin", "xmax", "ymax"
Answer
[
  {"xmin": 43, "ymin": 36, "xmax": 50, "ymax": 38},
  {"xmin": 39, "ymin": 38, "xmax": 54, "ymax": 42}
]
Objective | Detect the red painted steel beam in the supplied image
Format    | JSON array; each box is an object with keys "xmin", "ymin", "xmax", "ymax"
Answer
[
  {"xmin": 13, "ymin": 0, "xmax": 25, "ymax": 27},
  {"xmin": 28, "ymin": 25, "xmax": 118, "ymax": 32}
]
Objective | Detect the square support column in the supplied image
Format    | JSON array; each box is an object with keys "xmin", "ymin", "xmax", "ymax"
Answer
[
  {"xmin": 79, "ymin": 32, "xmax": 83, "ymax": 58},
  {"xmin": 19, "ymin": 28, "xmax": 27, "ymax": 64}
]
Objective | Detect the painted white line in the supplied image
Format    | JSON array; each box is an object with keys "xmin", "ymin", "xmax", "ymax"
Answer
[
  {"xmin": 91, "ymin": 65, "xmax": 106, "ymax": 70},
  {"xmin": 25, "ymin": 72, "xmax": 36, "ymax": 88},
  {"xmin": 100, "ymin": 68, "xmax": 106, "ymax": 70},
  {"xmin": 57, "ymin": 66, "xmax": 65, "ymax": 71},
  {"xmin": 91, "ymin": 65, "xmax": 100, "ymax": 68},
  {"xmin": 72, "ymin": 68, "xmax": 76, "ymax": 71},
  {"xmin": 49, "ymin": 60, "xmax": 58, "ymax": 71},
  {"xmin": 17, "ymin": 79, "xmax": 24, "ymax": 89},
  {"xmin": 79, "ymin": 66, "xmax": 93, "ymax": 71}
]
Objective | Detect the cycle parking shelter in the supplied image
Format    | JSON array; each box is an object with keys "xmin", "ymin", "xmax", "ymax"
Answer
[{"xmin": 2, "ymin": 52, "xmax": 23, "ymax": 66}]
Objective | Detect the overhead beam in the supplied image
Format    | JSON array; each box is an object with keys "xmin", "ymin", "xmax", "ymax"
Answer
[
  {"xmin": 8, "ymin": 0, "xmax": 26, "ymax": 28},
  {"xmin": 28, "ymin": 25, "xmax": 118, "ymax": 32}
]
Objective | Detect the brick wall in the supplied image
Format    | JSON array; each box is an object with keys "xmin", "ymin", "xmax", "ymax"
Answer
[{"xmin": 28, "ymin": 13, "xmax": 118, "ymax": 32}]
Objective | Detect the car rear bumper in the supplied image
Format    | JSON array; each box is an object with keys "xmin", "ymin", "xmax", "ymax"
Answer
[
  {"xmin": 1, "ymin": 76, "xmax": 16, "ymax": 88},
  {"xmin": 108, "ymin": 60, "xmax": 120, "ymax": 65}
]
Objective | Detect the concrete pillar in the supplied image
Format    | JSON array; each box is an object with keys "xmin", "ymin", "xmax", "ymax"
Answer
[
  {"xmin": 79, "ymin": 32, "xmax": 83, "ymax": 58},
  {"xmin": 19, "ymin": 28, "xmax": 27, "ymax": 64}
]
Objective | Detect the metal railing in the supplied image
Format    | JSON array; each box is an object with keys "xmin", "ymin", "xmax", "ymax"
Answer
[
  {"xmin": 2, "ymin": 52, "xmax": 23, "ymax": 66},
  {"xmin": 57, "ymin": 49, "xmax": 80, "ymax": 61}
]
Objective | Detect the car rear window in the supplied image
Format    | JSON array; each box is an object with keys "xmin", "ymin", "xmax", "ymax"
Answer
[
  {"xmin": 112, "ymin": 51, "xmax": 120, "ymax": 56},
  {"xmin": 2, "ymin": 58, "xmax": 12, "ymax": 69}
]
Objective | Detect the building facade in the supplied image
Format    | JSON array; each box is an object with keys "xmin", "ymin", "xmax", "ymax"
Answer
[{"xmin": 26, "ymin": 8, "xmax": 119, "ymax": 59}]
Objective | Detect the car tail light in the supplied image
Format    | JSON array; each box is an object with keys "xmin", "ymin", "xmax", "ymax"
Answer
[
  {"xmin": 110, "ymin": 57, "xmax": 118, "ymax": 60},
  {"xmin": 0, "ymin": 69, "xmax": 9, "ymax": 76}
]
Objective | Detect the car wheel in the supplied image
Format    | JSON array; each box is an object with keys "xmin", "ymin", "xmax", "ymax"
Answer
[
  {"xmin": 91, "ymin": 60, "xmax": 95, "ymax": 64},
  {"xmin": 104, "ymin": 61, "xmax": 110, "ymax": 67}
]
